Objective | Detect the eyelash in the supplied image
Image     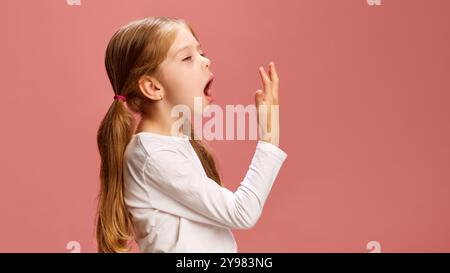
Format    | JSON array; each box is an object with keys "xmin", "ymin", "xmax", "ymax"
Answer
[{"xmin": 182, "ymin": 52, "xmax": 207, "ymax": 62}]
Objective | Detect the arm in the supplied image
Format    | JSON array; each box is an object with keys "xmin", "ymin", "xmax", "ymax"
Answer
[{"xmin": 144, "ymin": 140, "xmax": 287, "ymax": 229}]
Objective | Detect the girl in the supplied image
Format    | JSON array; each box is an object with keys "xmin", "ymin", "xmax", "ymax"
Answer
[{"xmin": 96, "ymin": 16, "xmax": 287, "ymax": 253}]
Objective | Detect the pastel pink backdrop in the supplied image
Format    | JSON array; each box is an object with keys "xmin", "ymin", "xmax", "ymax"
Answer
[{"xmin": 0, "ymin": 0, "xmax": 449, "ymax": 252}]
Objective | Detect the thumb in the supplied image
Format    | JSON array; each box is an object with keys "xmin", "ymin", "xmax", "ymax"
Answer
[{"xmin": 255, "ymin": 89, "xmax": 265, "ymax": 107}]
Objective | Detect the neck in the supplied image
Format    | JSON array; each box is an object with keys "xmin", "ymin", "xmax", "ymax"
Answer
[{"xmin": 136, "ymin": 111, "xmax": 187, "ymax": 138}]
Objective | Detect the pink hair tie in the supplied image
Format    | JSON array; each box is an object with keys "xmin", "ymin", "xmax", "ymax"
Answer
[{"xmin": 113, "ymin": 94, "xmax": 126, "ymax": 102}]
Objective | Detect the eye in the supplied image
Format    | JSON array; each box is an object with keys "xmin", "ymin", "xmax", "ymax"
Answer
[
  {"xmin": 182, "ymin": 56, "xmax": 192, "ymax": 62},
  {"xmin": 200, "ymin": 52, "xmax": 207, "ymax": 57}
]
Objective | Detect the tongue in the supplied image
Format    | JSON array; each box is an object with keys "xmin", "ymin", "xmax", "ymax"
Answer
[{"xmin": 204, "ymin": 86, "xmax": 211, "ymax": 96}]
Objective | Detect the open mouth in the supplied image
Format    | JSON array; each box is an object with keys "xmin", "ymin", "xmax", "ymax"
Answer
[{"xmin": 203, "ymin": 74, "xmax": 214, "ymax": 98}]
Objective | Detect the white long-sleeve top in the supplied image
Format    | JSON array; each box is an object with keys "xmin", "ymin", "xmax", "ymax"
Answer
[{"xmin": 123, "ymin": 131, "xmax": 288, "ymax": 253}]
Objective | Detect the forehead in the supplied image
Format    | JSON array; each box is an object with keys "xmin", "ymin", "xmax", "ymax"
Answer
[{"xmin": 168, "ymin": 25, "xmax": 199, "ymax": 56}]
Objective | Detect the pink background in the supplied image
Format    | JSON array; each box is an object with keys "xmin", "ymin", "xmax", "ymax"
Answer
[{"xmin": 1, "ymin": 0, "xmax": 449, "ymax": 252}]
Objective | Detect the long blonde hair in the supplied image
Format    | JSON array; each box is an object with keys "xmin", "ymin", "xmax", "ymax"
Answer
[{"xmin": 96, "ymin": 16, "xmax": 223, "ymax": 253}]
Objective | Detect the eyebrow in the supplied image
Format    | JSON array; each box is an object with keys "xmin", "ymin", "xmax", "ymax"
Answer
[{"xmin": 174, "ymin": 42, "xmax": 202, "ymax": 57}]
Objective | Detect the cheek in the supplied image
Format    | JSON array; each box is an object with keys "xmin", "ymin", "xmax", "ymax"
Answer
[
  {"xmin": 162, "ymin": 66, "xmax": 205, "ymax": 111},
  {"xmin": 170, "ymin": 86, "xmax": 196, "ymax": 106},
  {"xmin": 168, "ymin": 78, "xmax": 202, "ymax": 106}
]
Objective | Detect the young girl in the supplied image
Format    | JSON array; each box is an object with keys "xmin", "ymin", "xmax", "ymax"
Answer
[{"xmin": 96, "ymin": 16, "xmax": 287, "ymax": 253}]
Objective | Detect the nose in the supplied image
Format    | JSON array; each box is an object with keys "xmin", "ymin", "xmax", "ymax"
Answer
[{"xmin": 202, "ymin": 56, "xmax": 211, "ymax": 70}]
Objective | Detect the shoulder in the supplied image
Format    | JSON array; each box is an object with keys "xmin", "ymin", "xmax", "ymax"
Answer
[
  {"xmin": 123, "ymin": 134, "xmax": 184, "ymax": 168},
  {"xmin": 129, "ymin": 134, "xmax": 184, "ymax": 157},
  {"xmin": 130, "ymin": 134, "xmax": 192, "ymax": 169}
]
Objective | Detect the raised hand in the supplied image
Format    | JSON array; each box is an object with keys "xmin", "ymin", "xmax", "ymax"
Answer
[{"xmin": 255, "ymin": 62, "xmax": 280, "ymax": 147}]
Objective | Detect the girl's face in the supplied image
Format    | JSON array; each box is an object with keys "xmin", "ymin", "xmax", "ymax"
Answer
[{"xmin": 155, "ymin": 25, "xmax": 214, "ymax": 117}]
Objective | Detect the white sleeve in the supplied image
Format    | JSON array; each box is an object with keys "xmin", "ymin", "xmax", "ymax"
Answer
[{"xmin": 144, "ymin": 140, "xmax": 287, "ymax": 230}]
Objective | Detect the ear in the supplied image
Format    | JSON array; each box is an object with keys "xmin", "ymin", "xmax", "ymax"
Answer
[{"xmin": 138, "ymin": 75, "xmax": 164, "ymax": 101}]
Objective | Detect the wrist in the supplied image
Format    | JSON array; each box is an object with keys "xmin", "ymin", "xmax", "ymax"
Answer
[{"xmin": 261, "ymin": 138, "xmax": 279, "ymax": 147}]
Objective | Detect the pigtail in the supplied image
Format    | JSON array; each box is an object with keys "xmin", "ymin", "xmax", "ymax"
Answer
[{"xmin": 96, "ymin": 98, "xmax": 135, "ymax": 252}]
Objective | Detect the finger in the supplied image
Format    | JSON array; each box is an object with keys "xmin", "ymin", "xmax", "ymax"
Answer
[
  {"xmin": 255, "ymin": 89, "xmax": 265, "ymax": 134},
  {"xmin": 257, "ymin": 102, "xmax": 270, "ymax": 140},
  {"xmin": 269, "ymin": 62, "xmax": 279, "ymax": 82},
  {"xmin": 258, "ymin": 66, "xmax": 271, "ymax": 96},
  {"xmin": 269, "ymin": 62, "xmax": 279, "ymax": 101},
  {"xmin": 268, "ymin": 63, "xmax": 272, "ymax": 79}
]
